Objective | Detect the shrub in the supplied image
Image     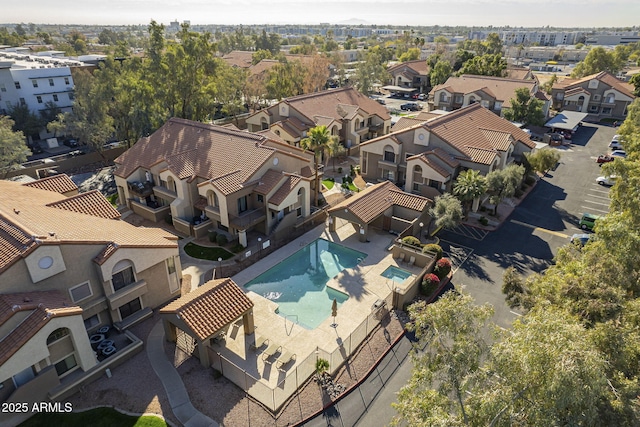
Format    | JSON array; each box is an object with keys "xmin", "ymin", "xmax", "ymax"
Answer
[
  {"xmin": 434, "ymin": 258, "xmax": 452, "ymax": 279},
  {"xmin": 479, "ymin": 216, "xmax": 489, "ymax": 226},
  {"xmin": 216, "ymin": 234, "xmax": 228, "ymax": 246},
  {"xmin": 230, "ymin": 243, "xmax": 245, "ymax": 253},
  {"xmin": 316, "ymin": 358, "xmax": 330, "ymax": 375},
  {"xmin": 525, "ymin": 174, "xmax": 536, "ymax": 186},
  {"xmin": 515, "ymin": 188, "xmax": 524, "ymax": 198},
  {"xmin": 338, "ymin": 167, "xmax": 343, "ymax": 174},
  {"xmin": 423, "ymin": 243, "xmax": 443, "ymax": 260},
  {"xmin": 208, "ymin": 230, "xmax": 218, "ymax": 243},
  {"xmin": 402, "ymin": 236, "xmax": 421, "ymax": 248},
  {"xmin": 421, "ymin": 273, "xmax": 440, "ymax": 295}
]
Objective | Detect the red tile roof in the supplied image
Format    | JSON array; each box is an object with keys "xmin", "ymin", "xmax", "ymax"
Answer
[
  {"xmin": 270, "ymin": 175, "xmax": 302, "ymax": 206},
  {"xmin": 388, "ymin": 59, "xmax": 430, "ymax": 76},
  {"xmin": 432, "ymin": 74, "xmax": 537, "ymax": 108},
  {"xmin": 0, "ymin": 290, "xmax": 82, "ymax": 366},
  {"xmin": 23, "ymin": 174, "xmax": 78, "ymax": 195},
  {"xmin": 328, "ymin": 181, "xmax": 430, "ymax": 224},
  {"xmin": 160, "ymin": 278, "xmax": 253, "ymax": 341},
  {"xmin": 411, "ymin": 154, "xmax": 451, "ymax": 178},
  {"xmin": 557, "ymin": 71, "xmax": 635, "ymax": 99},
  {"xmin": 254, "ymin": 169, "xmax": 284, "ymax": 196},
  {"xmin": 46, "ymin": 190, "xmax": 121, "ymax": 219}
]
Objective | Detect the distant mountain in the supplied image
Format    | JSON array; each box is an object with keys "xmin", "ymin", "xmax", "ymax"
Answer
[{"xmin": 337, "ymin": 18, "xmax": 370, "ymax": 26}]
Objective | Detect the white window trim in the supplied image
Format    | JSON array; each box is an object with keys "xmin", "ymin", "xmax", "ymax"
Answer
[
  {"xmin": 69, "ymin": 281, "xmax": 93, "ymax": 303},
  {"xmin": 84, "ymin": 313, "xmax": 100, "ymax": 330}
]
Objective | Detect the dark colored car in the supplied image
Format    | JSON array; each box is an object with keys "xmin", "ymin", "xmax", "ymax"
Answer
[
  {"xmin": 63, "ymin": 138, "xmax": 78, "ymax": 147},
  {"xmin": 400, "ymin": 102, "xmax": 421, "ymax": 111}
]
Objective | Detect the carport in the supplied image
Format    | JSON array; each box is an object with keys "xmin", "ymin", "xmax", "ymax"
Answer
[
  {"xmin": 327, "ymin": 181, "xmax": 432, "ymax": 242},
  {"xmin": 160, "ymin": 278, "xmax": 254, "ymax": 367},
  {"xmin": 382, "ymin": 85, "xmax": 417, "ymax": 96},
  {"xmin": 545, "ymin": 111, "xmax": 588, "ymax": 132}
]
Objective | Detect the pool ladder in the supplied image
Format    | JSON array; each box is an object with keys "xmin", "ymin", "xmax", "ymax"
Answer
[{"xmin": 284, "ymin": 314, "xmax": 298, "ymax": 336}]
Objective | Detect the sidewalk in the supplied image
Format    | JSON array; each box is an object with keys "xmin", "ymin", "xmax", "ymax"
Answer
[{"xmin": 147, "ymin": 321, "xmax": 219, "ymax": 427}]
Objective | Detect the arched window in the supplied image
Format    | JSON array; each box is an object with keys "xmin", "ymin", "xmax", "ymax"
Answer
[
  {"xmin": 47, "ymin": 327, "xmax": 70, "ymax": 345},
  {"xmin": 383, "ymin": 145, "xmax": 395, "ymax": 163},
  {"xmin": 331, "ymin": 125, "xmax": 339, "ymax": 136},
  {"xmin": 206, "ymin": 189, "xmax": 217, "ymax": 207},
  {"xmin": 439, "ymin": 92, "xmax": 447, "ymax": 102},
  {"xmin": 112, "ymin": 260, "xmax": 136, "ymax": 291},
  {"xmin": 166, "ymin": 176, "xmax": 176, "ymax": 192},
  {"xmin": 413, "ymin": 165, "xmax": 422, "ymax": 174},
  {"xmin": 606, "ymin": 94, "xmax": 615, "ymax": 104}
]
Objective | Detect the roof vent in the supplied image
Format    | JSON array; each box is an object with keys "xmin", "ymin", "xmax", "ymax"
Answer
[{"xmin": 23, "ymin": 297, "xmax": 32, "ymax": 303}]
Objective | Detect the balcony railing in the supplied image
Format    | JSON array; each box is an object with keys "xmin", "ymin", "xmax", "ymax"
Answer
[
  {"xmin": 107, "ymin": 279, "xmax": 147, "ymax": 311},
  {"xmin": 229, "ymin": 208, "xmax": 266, "ymax": 230},
  {"xmin": 127, "ymin": 181, "xmax": 154, "ymax": 198},
  {"xmin": 153, "ymin": 185, "xmax": 177, "ymax": 200}
]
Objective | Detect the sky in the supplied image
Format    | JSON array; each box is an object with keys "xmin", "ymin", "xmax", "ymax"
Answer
[{"xmin": 3, "ymin": 0, "xmax": 638, "ymax": 28}]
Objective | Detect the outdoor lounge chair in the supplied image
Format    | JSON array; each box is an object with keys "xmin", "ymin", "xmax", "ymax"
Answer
[
  {"xmin": 408, "ymin": 256, "xmax": 416, "ymax": 266},
  {"xmin": 262, "ymin": 342, "xmax": 282, "ymax": 362},
  {"xmin": 396, "ymin": 253, "xmax": 405, "ymax": 264},
  {"xmin": 250, "ymin": 334, "xmax": 269, "ymax": 351},
  {"xmin": 276, "ymin": 349, "xmax": 297, "ymax": 371}
]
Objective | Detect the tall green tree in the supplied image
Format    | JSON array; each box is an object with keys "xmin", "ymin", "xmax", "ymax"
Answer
[
  {"xmin": 430, "ymin": 60, "xmax": 453, "ymax": 87},
  {"xmin": 525, "ymin": 148, "xmax": 561, "ymax": 174},
  {"xmin": 301, "ymin": 125, "xmax": 335, "ymax": 206},
  {"xmin": 458, "ymin": 53, "xmax": 506, "ymax": 77},
  {"xmin": 354, "ymin": 46, "xmax": 390, "ymax": 95},
  {"xmin": 427, "ymin": 193, "xmax": 463, "ymax": 235},
  {"xmin": 502, "ymin": 87, "xmax": 545, "ymax": 126},
  {"xmin": 325, "ymin": 137, "xmax": 346, "ymax": 172},
  {"xmin": 453, "ymin": 169, "xmax": 487, "ymax": 213},
  {"xmin": 7, "ymin": 104, "xmax": 42, "ymax": 140},
  {"xmin": 0, "ymin": 116, "xmax": 31, "ymax": 177},
  {"xmin": 571, "ymin": 46, "xmax": 624, "ymax": 78},
  {"xmin": 393, "ymin": 292, "xmax": 494, "ymax": 426},
  {"xmin": 485, "ymin": 164, "xmax": 525, "ymax": 215},
  {"xmin": 265, "ymin": 60, "xmax": 306, "ymax": 100}
]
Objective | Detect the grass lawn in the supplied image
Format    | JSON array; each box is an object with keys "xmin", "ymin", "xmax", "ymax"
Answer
[
  {"xmin": 343, "ymin": 182, "xmax": 359, "ymax": 192},
  {"xmin": 184, "ymin": 242, "xmax": 234, "ymax": 260},
  {"xmin": 322, "ymin": 179, "xmax": 335, "ymax": 190},
  {"xmin": 19, "ymin": 407, "xmax": 168, "ymax": 427}
]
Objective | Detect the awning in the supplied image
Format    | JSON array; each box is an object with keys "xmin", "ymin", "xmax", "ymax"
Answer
[
  {"xmin": 544, "ymin": 111, "xmax": 589, "ymax": 131},
  {"xmin": 382, "ymin": 85, "xmax": 417, "ymax": 94}
]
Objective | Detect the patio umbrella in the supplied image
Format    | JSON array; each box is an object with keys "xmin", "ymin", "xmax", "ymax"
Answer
[{"xmin": 331, "ymin": 298, "xmax": 338, "ymax": 328}]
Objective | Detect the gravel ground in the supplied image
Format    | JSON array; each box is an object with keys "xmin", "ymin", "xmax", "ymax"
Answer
[{"xmin": 68, "ymin": 309, "xmax": 406, "ymax": 427}]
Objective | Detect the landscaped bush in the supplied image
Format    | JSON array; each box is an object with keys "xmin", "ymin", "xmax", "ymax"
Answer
[
  {"xmin": 515, "ymin": 187, "xmax": 524, "ymax": 198},
  {"xmin": 230, "ymin": 242, "xmax": 245, "ymax": 253},
  {"xmin": 421, "ymin": 273, "xmax": 440, "ymax": 295},
  {"xmin": 216, "ymin": 233, "xmax": 228, "ymax": 246},
  {"xmin": 525, "ymin": 174, "xmax": 536, "ymax": 186},
  {"xmin": 338, "ymin": 167, "xmax": 343, "ymax": 174},
  {"xmin": 479, "ymin": 216, "xmax": 489, "ymax": 226},
  {"xmin": 402, "ymin": 236, "xmax": 421, "ymax": 248},
  {"xmin": 423, "ymin": 243, "xmax": 443, "ymax": 260},
  {"xmin": 208, "ymin": 230, "xmax": 218, "ymax": 243},
  {"xmin": 434, "ymin": 258, "xmax": 452, "ymax": 280}
]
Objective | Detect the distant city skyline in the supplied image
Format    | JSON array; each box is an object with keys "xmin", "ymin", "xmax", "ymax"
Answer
[{"xmin": 3, "ymin": 0, "xmax": 637, "ymax": 29}]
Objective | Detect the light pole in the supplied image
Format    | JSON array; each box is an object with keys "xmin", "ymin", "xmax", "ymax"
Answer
[
  {"xmin": 257, "ymin": 237, "xmax": 262, "ymax": 259},
  {"xmin": 218, "ymin": 257, "xmax": 223, "ymax": 279},
  {"xmin": 419, "ymin": 222, "xmax": 424, "ymax": 240}
]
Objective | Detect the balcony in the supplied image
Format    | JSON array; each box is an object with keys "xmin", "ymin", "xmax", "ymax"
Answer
[
  {"xmin": 130, "ymin": 200, "xmax": 171, "ymax": 222},
  {"xmin": 107, "ymin": 279, "xmax": 147, "ymax": 311},
  {"xmin": 378, "ymin": 159, "xmax": 398, "ymax": 171},
  {"xmin": 205, "ymin": 204, "xmax": 222, "ymax": 222},
  {"xmin": 127, "ymin": 181, "xmax": 153, "ymax": 198},
  {"xmin": 153, "ymin": 185, "xmax": 177, "ymax": 201},
  {"xmin": 355, "ymin": 125, "xmax": 370, "ymax": 135},
  {"xmin": 229, "ymin": 208, "xmax": 266, "ymax": 230}
]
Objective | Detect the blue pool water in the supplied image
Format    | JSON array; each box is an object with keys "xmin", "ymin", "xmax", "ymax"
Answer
[
  {"xmin": 245, "ymin": 238, "xmax": 367, "ymax": 329},
  {"xmin": 381, "ymin": 265, "xmax": 412, "ymax": 284}
]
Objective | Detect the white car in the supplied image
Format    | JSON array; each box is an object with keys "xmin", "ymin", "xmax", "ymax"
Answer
[
  {"xmin": 611, "ymin": 150, "xmax": 627, "ymax": 158},
  {"xmin": 596, "ymin": 175, "xmax": 617, "ymax": 186},
  {"xmin": 609, "ymin": 135, "xmax": 624, "ymax": 150}
]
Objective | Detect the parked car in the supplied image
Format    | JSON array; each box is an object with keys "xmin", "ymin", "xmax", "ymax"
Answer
[
  {"xmin": 596, "ymin": 154, "xmax": 614, "ymax": 164},
  {"xmin": 609, "ymin": 140, "xmax": 624, "ymax": 150},
  {"xmin": 417, "ymin": 93, "xmax": 427, "ymax": 101},
  {"xmin": 611, "ymin": 150, "xmax": 627, "ymax": 158},
  {"xmin": 376, "ymin": 98, "xmax": 386, "ymax": 105},
  {"xmin": 570, "ymin": 233, "xmax": 591, "ymax": 246},
  {"xmin": 29, "ymin": 144, "xmax": 43, "ymax": 154},
  {"xmin": 63, "ymin": 138, "xmax": 78, "ymax": 147},
  {"xmin": 579, "ymin": 213, "xmax": 601, "ymax": 231},
  {"xmin": 400, "ymin": 102, "xmax": 422, "ymax": 111},
  {"xmin": 596, "ymin": 175, "xmax": 617, "ymax": 186}
]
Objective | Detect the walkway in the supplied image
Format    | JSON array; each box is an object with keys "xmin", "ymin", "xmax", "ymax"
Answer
[{"xmin": 147, "ymin": 321, "xmax": 219, "ymax": 427}]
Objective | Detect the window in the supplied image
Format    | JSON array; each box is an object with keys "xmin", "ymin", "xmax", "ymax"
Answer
[
  {"xmin": 439, "ymin": 92, "xmax": 448, "ymax": 102},
  {"xmin": 0, "ymin": 83, "xmax": 5, "ymax": 92},
  {"xmin": 589, "ymin": 105, "xmax": 599, "ymax": 112},
  {"xmin": 53, "ymin": 94, "xmax": 58, "ymax": 102},
  {"xmin": 19, "ymin": 98, "xmax": 26, "ymax": 106},
  {"xmin": 54, "ymin": 354, "xmax": 77, "ymax": 376},
  {"xmin": 593, "ymin": 94, "xmax": 601, "ymax": 101},
  {"xmin": 84, "ymin": 314, "xmax": 100, "ymax": 330},
  {"xmin": 119, "ymin": 298, "xmax": 142, "ymax": 319},
  {"xmin": 64, "ymin": 77, "xmax": 70, "ymax": 85},
  {"xmin": 68, "ymin": 92, "xmax": 74, "ymax": 100},
  {"xmin": 69, "ymin": 282, "xmax": 92, "ymax": 303},
  {"xmin": 429, "ymin": 180, "xmax": 441, "ymax": 189},
  {"xmin": 297, "ymin": 206, "xmax": 302, "ymax": 217},
  {"xmin": 49, "ymin": 78, "xmax": 54, "ymax": 87},
  {"xmin": 382, "ymin": 170, "xmax": 394, "ymax": 181},
  {"xmin": 15, "ymin": 81, "xmax": 21, "ymax": 89},
  {"xmin": 36, "ymin": 96, "xmax": 43, "ymax": 104},
  {"xmin": 47, "ymin": 327, "xmax": 70, "ymax": 345},
  {"xmin": 383, "ymin": 150, "xmax": 395, "ymax": 162},
  {"xmin": 112, "ymin": 266, "xmax": 135, "ymax": 291},
  {"xmin": 237, "ymin": 195, "xmax": 248, "ymax": 213},
  {"xmin": 167, "ymin": 257, "xmax": 176, "ymax": 275},
  {"xmin": 454, "ymin": 95, "xmax": 463, "ymax": 103},
  {"xmin": 257, "ymin": 194, "xmax": 264, "ymax": 203},
  {"xmin": 32, "ymin": 80, "xmax": 39, "ymax": 88},
  {"xmin": 405, "ymin": 153, "xmax": 414, "ymax": 161},
  {"xmin": 413, "ymin": 182, "xmax": 420, "ymax": 191},
  {"xmin": 602, "ymin": 107, "xmax": 612, "ymax": 115}
]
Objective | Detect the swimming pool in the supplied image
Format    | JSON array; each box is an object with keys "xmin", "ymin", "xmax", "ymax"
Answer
[
  {"xmin": 381, "ymin": 265, "xmax": 412, "ymax": 284},
  {"xmin": 245, "ymin": 238, "xmax": 367, "ymax": 329}
]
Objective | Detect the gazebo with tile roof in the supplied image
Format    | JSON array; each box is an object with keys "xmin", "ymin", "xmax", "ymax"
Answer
[
  {"xmin": 327, "ymin": 181, "xmax": 432, "ymax": 242},
  {"xmin": 160, "ymin": 278, "xmax": 254, "ymax": 367}
]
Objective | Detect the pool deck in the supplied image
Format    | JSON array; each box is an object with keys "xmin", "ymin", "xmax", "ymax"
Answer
[{"xmin": 213, "ymin": 219, "xmax": 422, "ymax": 404}]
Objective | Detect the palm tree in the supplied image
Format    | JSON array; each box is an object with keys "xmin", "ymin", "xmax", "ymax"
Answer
[
  {"xmin": 453, "ymin": 169, "xmax": 487, "ymax": 214},
  {"xmin": 301, "ymin": 125, "xmax": 334, "ymax": 206},
  {"xmin": 325, "ymin": 137, "xmax": 346, "ymax": 172}
]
